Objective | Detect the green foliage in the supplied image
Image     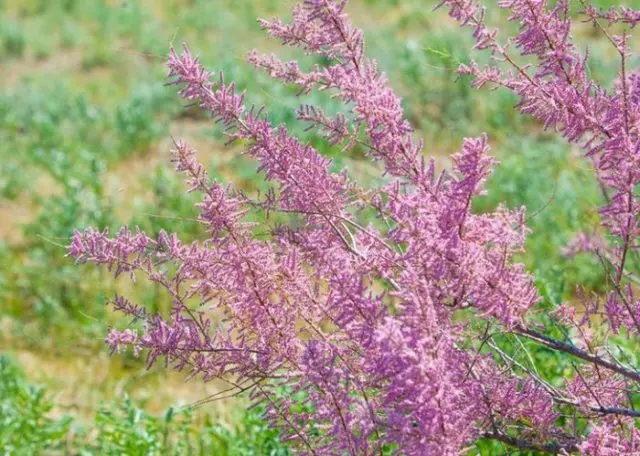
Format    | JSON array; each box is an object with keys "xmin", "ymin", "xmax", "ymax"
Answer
[
  {"xmin": 90, "ymin": 400, "xmax": 290, "ymax": 456},
  {"xmin": 91, "ymin": 399, "xmax": 194, "ymax": 455},
  {"xmin": 0, "ymin": 161, "xmax": 27, "ymax": 199},
  {"xmin": 114, "ymin": 84, "xmax": 178, "ymax": 154},
  {"xmin": 196, "ymin": 407, "xmax": 291, "ymax": 456},
  {"xmin": 0, "ymin": 16, "xmax": 26, "ymax": 57},
  {"xmin": 0, "ymin": 355, "xmax": 72, "ymax": 455},
  {"xmin": 0, "ymin": 354, "xmax": 289, "ymax": 455}
]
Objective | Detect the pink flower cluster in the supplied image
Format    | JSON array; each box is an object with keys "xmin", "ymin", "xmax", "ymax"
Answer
[
  {"xmin": 439, "ymin": 0, "xmax": 640, "ymax": 451},
  {"xmin": 69, "ymin": 0, "xmax": 640, "ymax": 453}
]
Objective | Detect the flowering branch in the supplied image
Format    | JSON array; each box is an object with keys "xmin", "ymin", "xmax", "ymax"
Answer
[{"xmin": 69, "ymin": 0, "xmax": 640, "ymax": 453}]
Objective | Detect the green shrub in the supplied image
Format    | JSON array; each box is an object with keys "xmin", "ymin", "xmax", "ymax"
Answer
[
  {"xmin": 0, "ymin": 355, "xmax": 72, "ymax": 455},
  {"xmin": 0, "ymin": 17, "xmax": 26, "ymax": 57},
  {"xmin": 0, "ymin": 355, "xmax": 289, "ymax": 455}
]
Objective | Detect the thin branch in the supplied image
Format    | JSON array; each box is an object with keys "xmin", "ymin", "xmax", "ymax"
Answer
[{"xmin": 515, "ymin": 326, "xmax": 640, "ymax": 384}]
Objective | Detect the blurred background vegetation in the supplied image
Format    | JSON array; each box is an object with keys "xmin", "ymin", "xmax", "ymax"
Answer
[{"xmin": 1, "ymin": 0, "xmax": 639, "ymax": 453}]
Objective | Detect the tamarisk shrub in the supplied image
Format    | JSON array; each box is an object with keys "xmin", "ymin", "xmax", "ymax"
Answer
[{"xmin": 69, "ymin": 0, "xmax": 640, "ymax": 454}]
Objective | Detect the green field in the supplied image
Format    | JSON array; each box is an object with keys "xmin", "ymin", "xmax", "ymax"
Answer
[{"xmin": 1, "ymin": 0, "xmax": 638, "ymax": 453}]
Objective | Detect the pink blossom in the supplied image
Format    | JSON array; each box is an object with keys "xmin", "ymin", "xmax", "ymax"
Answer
[{"xmin": 69, "ymin": 0, "xmax": 640, "ymax": 453}]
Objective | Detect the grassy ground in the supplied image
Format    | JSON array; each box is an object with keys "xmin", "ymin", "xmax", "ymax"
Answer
[{"xmin": 1, "ymin": 0, "xmax": 637, "ymax": 453}]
